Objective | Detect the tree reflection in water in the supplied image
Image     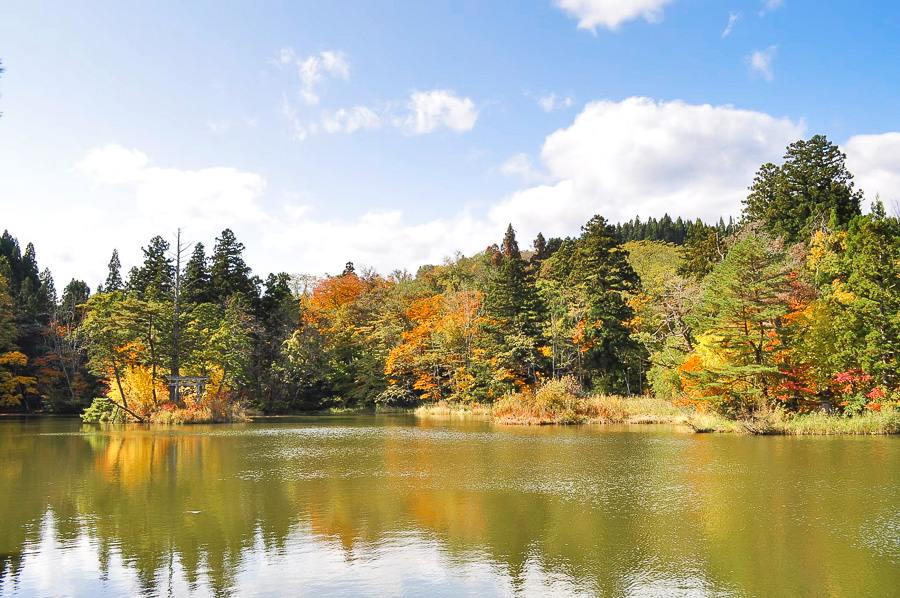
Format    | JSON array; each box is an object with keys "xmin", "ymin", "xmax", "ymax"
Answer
[{"xmin": 1, "ymin": 417, "xmax": 898, "ymax": 597}]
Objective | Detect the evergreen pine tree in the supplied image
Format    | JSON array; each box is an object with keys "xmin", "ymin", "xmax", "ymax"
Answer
[
  {"xmin": 682, "ymin": 233, "xmax": 790, "ymax": 413},
  {"xmin": 182, "ymin": 243, "xmax": 213, "ymax": 305},
  {"xmin": 743, "ymin": 135, "xmax": 862, "ymax": 243},
  {"xmin": 129, "ymin": 236, "xmax": 174, "ymax": 299},
  {"xmin": 104, "ymin": 249, "xmax": 123, "ymax": 292},
  {"xmin": 555, "ymin": 215, "xmax": 641, "ymax": 393},
  {"xmin": 481, "ymin": 226, "xmax": 545, "ymax": 389},
  {"xmin": 210, "ymin": 229, "xmax": 256, "ymax": 302},
  {"xmin": 501, "ymin": 224, "xmax": 521, "ymax": 260}
]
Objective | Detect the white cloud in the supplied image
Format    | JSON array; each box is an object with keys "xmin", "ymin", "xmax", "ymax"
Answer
[
  {"xmin": 281, "ymin": 92, "xmax": 308, "ymax": 140},
  {"xmin": 759, "ymin": 0, "xmax": 784, "ymax": 16},
  {"xmin": 262, "ymin": 206, "xmax": 496, "ymax": 275},
  {"xmin": 40, "ymin": 98, "xmax": 836, "ymax": 288},
  {"xmin": 58, "ymin": 145, "xmax": 497, "ymax": 284},
  {"xmin": 278, "ymin": 47, "xmax": 350, "ymax": 105},
  {"xmin": 555, "ymin": 0, "xmax": 676, "ymax": 32},
  {"xmin": 748, "ymin": 45, "xmax": 778, "ymax": 82},
  {"xmin": 75, "ymin": 145, "xmax": 268, "ymax": 224},
  {"xmin": 402, "ymin": 90, "xmax": 478, "ymax": 134},
  {"xmin": 321, "ymin": 106, "xmax": 381, "ymax": 134},
  {"xmin": 488, "ymin": 97, "xmax": 806, "ymax": 237},
  {"xmin": 281, "ymin": 89, "xmax": 477, "ymax": 140},
  {"xmin": 537, "ymin": 93, "xmax": 574, "ymax": 112},
  {"xmin": 27, "ymin": 145, "xmax": 272, "ymax": 286},
  {"xmin": 499, "ymin": 153, "xmax": 551, "ymax": 183},
  {"xmin": 722, "ymin": 12, "xmax": 739, "ymax": 37},
  {"xmin": 844, "ymin": 133, "xmax": 900, "ymax": 208}
]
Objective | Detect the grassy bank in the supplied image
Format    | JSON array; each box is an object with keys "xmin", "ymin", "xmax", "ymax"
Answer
[
  {"xmin": 415, "ymin": 378, "xmax": 686, "ymax": 426},
  {"xmin": 413, "ymin": 377, "xmax": 900, "ymax": 435},
  {"xmin": 685, "ymin": 406, "xmax": 900, "ymax": 435},
  {"xmin": 413, "ymin": 402, "xmax": 494, "ymax": 418}
]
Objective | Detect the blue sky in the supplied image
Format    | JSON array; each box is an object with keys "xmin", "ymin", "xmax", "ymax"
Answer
[{"xmin": 1, "ymin": 0, "xmax": 899, "ymax": 288}]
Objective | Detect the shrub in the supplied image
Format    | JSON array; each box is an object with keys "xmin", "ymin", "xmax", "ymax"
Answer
[{"xmin": 81, "ymin": 398, "xmax": 128, "ymax": 423}]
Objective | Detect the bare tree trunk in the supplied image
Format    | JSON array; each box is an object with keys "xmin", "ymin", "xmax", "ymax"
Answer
[
  {"xmin": 105, "ymin": 397, "xmax": 144, "ymax": 422},
  {"xmin": 111, "ymin": 353, "xmax": 129, "ymax": 409},
  {"xmin": 148, "ymin": 315, "xmax": 157, "ymax": 404},
  {"xmin": 109, "ymin": 354, "xmax": 143, "ymax": 421},
  {"xmin": 216, "ymin": 366, "xmax": 229, "ymax": 400}
]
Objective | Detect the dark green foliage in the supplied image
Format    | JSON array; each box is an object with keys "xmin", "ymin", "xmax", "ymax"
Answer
[
  {"xmin": 743, "ymin": 135, "xmax": 862, "ymax": 244},
  {"xmin": 548, "ymin": 216, "xmax": 642, "ymax": 394},
  {"xmin": 128, "ymin": 236, "xmax": 175, "ymax": 299},
  {"xmin": 103, "ymin": 249, "xmax": 123, "ymax": 292},
  {"xmin": 678, "ymin": 221, "xmax": 728, "ymax": 280},
  {"xmin": 615, "ymin": 214, "xmax": 736, "ymax": 246},
  {"xmin": 210, "ymin": 229, "xmax": 257, "ymax": 303},
  {"xmin": 480, "ymin": 226, "xmax": 545, "ymax": 391},
  {"xmin": 684, "ymin": 233, "xmax": 790, "ymax": 414},
  {"xmin": 533, "ymin": 233, "xmax": 548, "ymax": 261},
  {"xmin": 61, "ymin": 280, "xmax": 90, "ymax": 311},
  {"xmin": 181, "ymin": 243, "xmax": 213, "ymax": 305},
  {"xmin": 249, "ymin": 273, "xmax": 302, "ymax": 411}
]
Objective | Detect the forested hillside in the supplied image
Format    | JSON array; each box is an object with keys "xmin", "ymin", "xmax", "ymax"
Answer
[{"xmin": 1, "ymin": 134, "xmax": 896, "ymax": 421}]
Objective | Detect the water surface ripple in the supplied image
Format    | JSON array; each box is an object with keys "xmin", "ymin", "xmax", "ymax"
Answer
[{"xmin": 1, "ymin": 416, "xmax": 898, "ymax": 597}]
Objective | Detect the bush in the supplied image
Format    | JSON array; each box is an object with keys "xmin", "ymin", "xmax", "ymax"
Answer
[
  {"xmin": 375, "ymin": 385, "xmax": 418, "ymax": 407},
  {"xmin": 81, "ymin": 398, "xmax": 128, "ymax": 423}
]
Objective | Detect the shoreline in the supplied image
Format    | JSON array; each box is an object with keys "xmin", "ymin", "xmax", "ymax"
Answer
[
  {"xmin": 413, "ymin": 398, "xmax": 900, "ymax": 436},
  {"xmin": 8, "ymin": 402, "xmax": 900, "ymax": 435}
]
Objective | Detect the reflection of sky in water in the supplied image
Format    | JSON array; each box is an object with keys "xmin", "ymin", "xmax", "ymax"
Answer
[{"xmin": 6, "ymin": 511, "xmax": 735, "ymax": 598}]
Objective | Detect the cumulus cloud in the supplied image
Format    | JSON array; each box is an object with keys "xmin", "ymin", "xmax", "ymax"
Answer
[
  {"xmin": 75, "ymin": 145, "xmax": 268, "ymax": 224},
  {"xmin": 46, "ymin": 99, "xmax": 836, "ymax": 287},
  {"xmin": 722, "ymin": 12, "xmax": 739, "ymax": 37},
  {"xmin": 402, "ymin": 90, "xmax": 478, "ymax": 134},
  {"xmin": 748, "ymin": 45, "xmax": 778, "ymax": 81},
  {"xmin": 278, "ymin": 47, "xmax": 350, "ymax": 105},
  {"xmin": 844, "ymin": 133, "xmax": 900, "ymax": 208},
  {"xmin": 499, "ymin": 153, "xmax": 551, "ymax": 183},
  {"xmin": 22, "ymin": 145, "xmax": 273, "ymax": 285},
  {"xmin": 537, "ymin": 93, "xmax": 574, "ymax": 112},
  {"xmin": 261, "ymin": 206, "xmax": 496, "ymax": 276},
  {"xmin": 555, "ymin": 0, "xmax": 676, "ymax": 32},
  {"xmin": 488, "ymin": 97, "xmax": 806, "ymax": 238}
]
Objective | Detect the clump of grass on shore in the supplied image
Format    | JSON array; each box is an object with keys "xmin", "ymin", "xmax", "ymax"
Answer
[
  {"xmin": 686, "ymin": 405, "xmax": 900, "ymax": 435},
  {"xmin": 413, "ymin": 380, "xmax": 900, "ymax": 435},
  {"xmin": 414, "ymin": 401, "xmax": 494, "ymax": 418},
  {"xmin": 780, "ymin": 407, "xmax": 900, "ymax": 435},
  {"xmin": 491, "ymin": 377, "xmax": 683, "ymax": 426}
]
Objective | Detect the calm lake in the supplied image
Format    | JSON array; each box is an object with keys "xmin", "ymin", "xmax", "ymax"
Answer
[{"xmin": 1, "ymin": 416, "xmax": 899, "ymax": 597}]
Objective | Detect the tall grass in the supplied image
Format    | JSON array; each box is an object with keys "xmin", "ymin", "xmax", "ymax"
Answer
[
  {"xmin": 413, "ymin": 401, "xmax": 494, "ymax": 418},
  {"xmin": 490, "ymin": 377, "xmax": 683, "ymax": 426},
  {"xmin": 412, "ymin": 378, "xmax": 900, "ymax": 434},
  {"xmin": 781, "ymin": 408, "xmax": 900, "ymax": 435}
]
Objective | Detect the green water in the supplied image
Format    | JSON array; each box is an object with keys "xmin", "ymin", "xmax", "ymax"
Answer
[{"xmin": 0, "ymin": 416, "xmax": 898, "ymax": 597}]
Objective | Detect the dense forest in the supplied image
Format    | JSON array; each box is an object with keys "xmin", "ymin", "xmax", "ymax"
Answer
[{"xmin": 1, "ymin": 134, "xmax": 897, "ymax": 421}]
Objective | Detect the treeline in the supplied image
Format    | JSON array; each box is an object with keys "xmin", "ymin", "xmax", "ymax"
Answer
[
  {"xmin": 614, "ymin": 214, "xmax": 736, "ymax": 245},
  {"xmin": 1, "ymin": 134, "xmax": 897, "ymax": 419}
]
